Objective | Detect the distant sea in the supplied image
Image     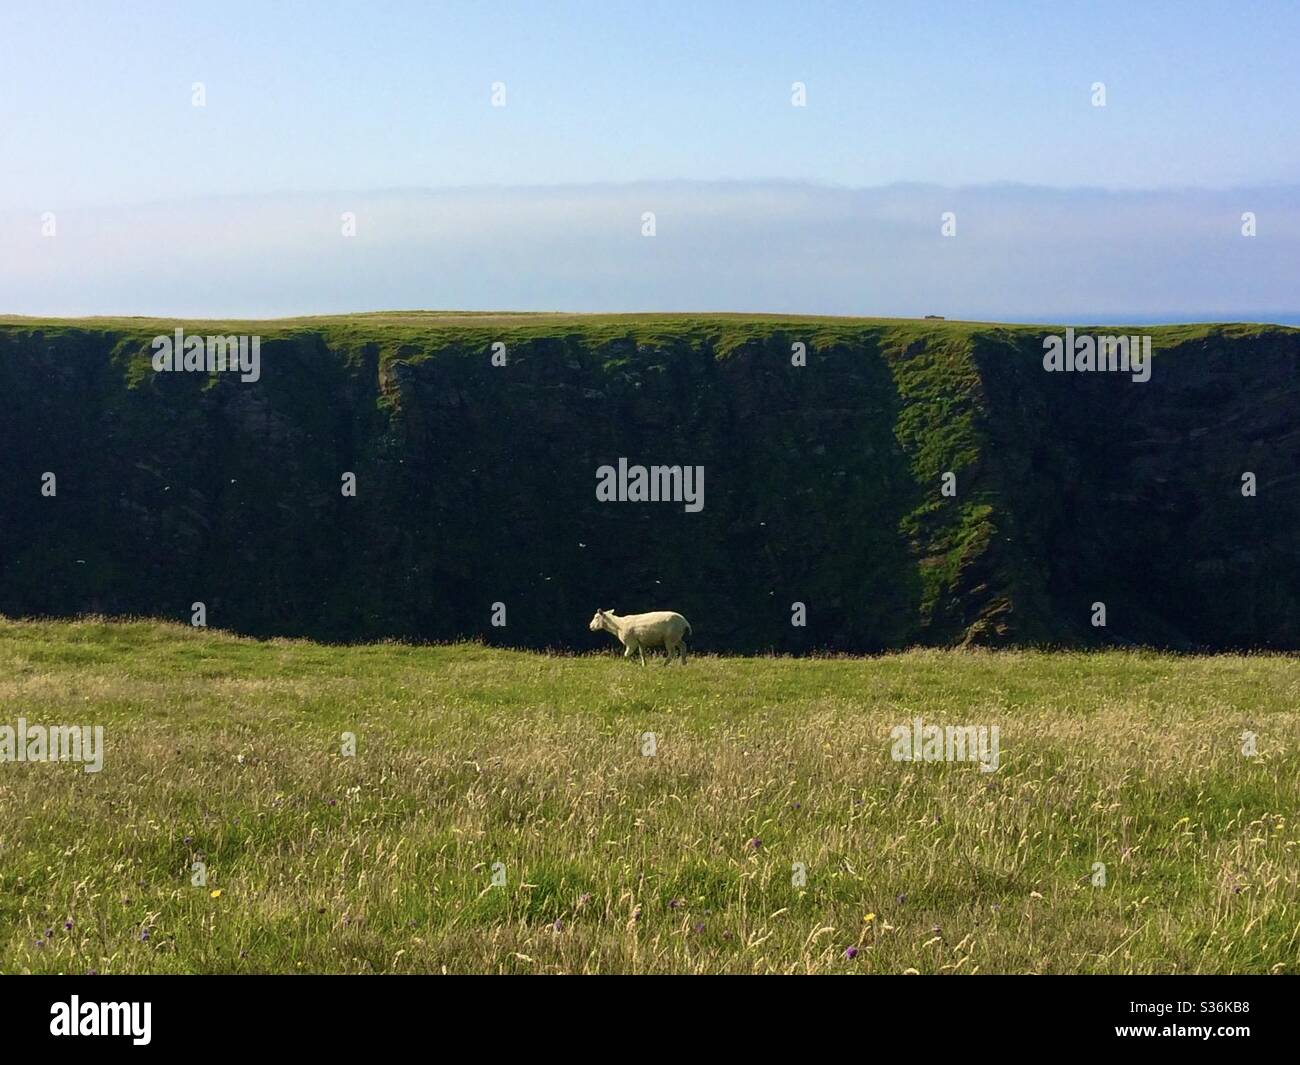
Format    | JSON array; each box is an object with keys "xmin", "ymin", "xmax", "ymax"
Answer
[{"xmin": 1012, "ymin": 314, "xmax": 1300, "ymax": 327}]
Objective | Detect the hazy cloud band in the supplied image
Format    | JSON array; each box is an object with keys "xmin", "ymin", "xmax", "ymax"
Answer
[{"xmin": 4, "ymin": 182, "xmax": 1297, "ymax": 321}]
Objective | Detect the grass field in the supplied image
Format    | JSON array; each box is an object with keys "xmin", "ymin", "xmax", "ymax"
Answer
[{"xmin": 1, "ymin": 617, "xmax": 1297, "ymax": 974}]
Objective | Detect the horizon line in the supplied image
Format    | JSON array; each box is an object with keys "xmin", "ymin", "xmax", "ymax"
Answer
[{"xmin": 3, "ymin": 310, "xmax": 1298, "ymax": 330}]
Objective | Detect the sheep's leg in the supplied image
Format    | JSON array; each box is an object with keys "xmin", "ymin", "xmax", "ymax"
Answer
[
  {"xmin": 622, "ymin": 643, "xmax": 634, "ymax": 661},
  {"xmin": 638, "ymin": 644, "xmax": 646, "ymax": 666},
  {"xmin": 678, "ymin": 641, "xmax": 688, "ymax": 665}
]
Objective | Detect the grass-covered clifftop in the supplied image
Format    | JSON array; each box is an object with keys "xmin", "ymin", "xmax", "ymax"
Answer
[{"xmin": 1, "ymin": 312, "xmax": 1297, "ymax": 650}]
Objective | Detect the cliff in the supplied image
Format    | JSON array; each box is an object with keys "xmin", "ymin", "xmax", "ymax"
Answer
[{"xmin": 2, "ymin": 312, "xmax": 1296, "ymax": 651}]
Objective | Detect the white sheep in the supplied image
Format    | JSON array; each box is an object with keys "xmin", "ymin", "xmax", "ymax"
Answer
[{"xmin": 588, "ymin": 608, "xmax": 692, "ymax": 665}]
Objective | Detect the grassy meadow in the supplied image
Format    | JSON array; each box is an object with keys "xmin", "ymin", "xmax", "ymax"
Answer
[{"xmin": 1, "ymin": 617, "xmax": 1297, "ymax": 974}]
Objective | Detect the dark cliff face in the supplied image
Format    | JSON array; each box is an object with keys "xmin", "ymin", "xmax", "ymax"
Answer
[
  {"xmin": 1, "ymin": 315, "xmax": 1297, "ymax": 651},
  {"xmin": 976, "ymin": 327, "xmax": 1300, "ymax": 649}
]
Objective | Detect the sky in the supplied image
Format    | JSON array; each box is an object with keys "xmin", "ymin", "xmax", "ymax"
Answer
[{"xmin": 1, "ymin": 0, "xmax": 1297, "ymax": 319}]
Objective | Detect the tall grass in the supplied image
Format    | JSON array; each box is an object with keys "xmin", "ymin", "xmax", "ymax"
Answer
[{"xmin": 1, "ymin": 618, "xmax": 1296, "ymax": 973}]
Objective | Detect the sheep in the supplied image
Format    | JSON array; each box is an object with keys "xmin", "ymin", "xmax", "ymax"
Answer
[{"xmin": 588, "ymin": 608, "xmax": 692, "ymax": 665}]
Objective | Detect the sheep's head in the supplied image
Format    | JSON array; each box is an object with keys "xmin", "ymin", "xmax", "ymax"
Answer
[{"xmin": 588, "ymin": 609, "xmax": 611, "ymax": 632}]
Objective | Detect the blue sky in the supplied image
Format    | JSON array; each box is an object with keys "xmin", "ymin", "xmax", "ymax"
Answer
[{"xmin": 1, "ymin": 1, "xmax": 1297, "ymax": 317}]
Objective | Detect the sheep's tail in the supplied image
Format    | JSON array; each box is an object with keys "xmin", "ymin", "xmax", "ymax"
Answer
[{"xmin": 684, "ymin": 618, "xmax": 693, "ymax": 635}]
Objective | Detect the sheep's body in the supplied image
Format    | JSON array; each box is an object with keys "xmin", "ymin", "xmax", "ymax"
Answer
[{"xmin": 589, "ymin": 609, "xmax": 691, "ymax": 665}]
